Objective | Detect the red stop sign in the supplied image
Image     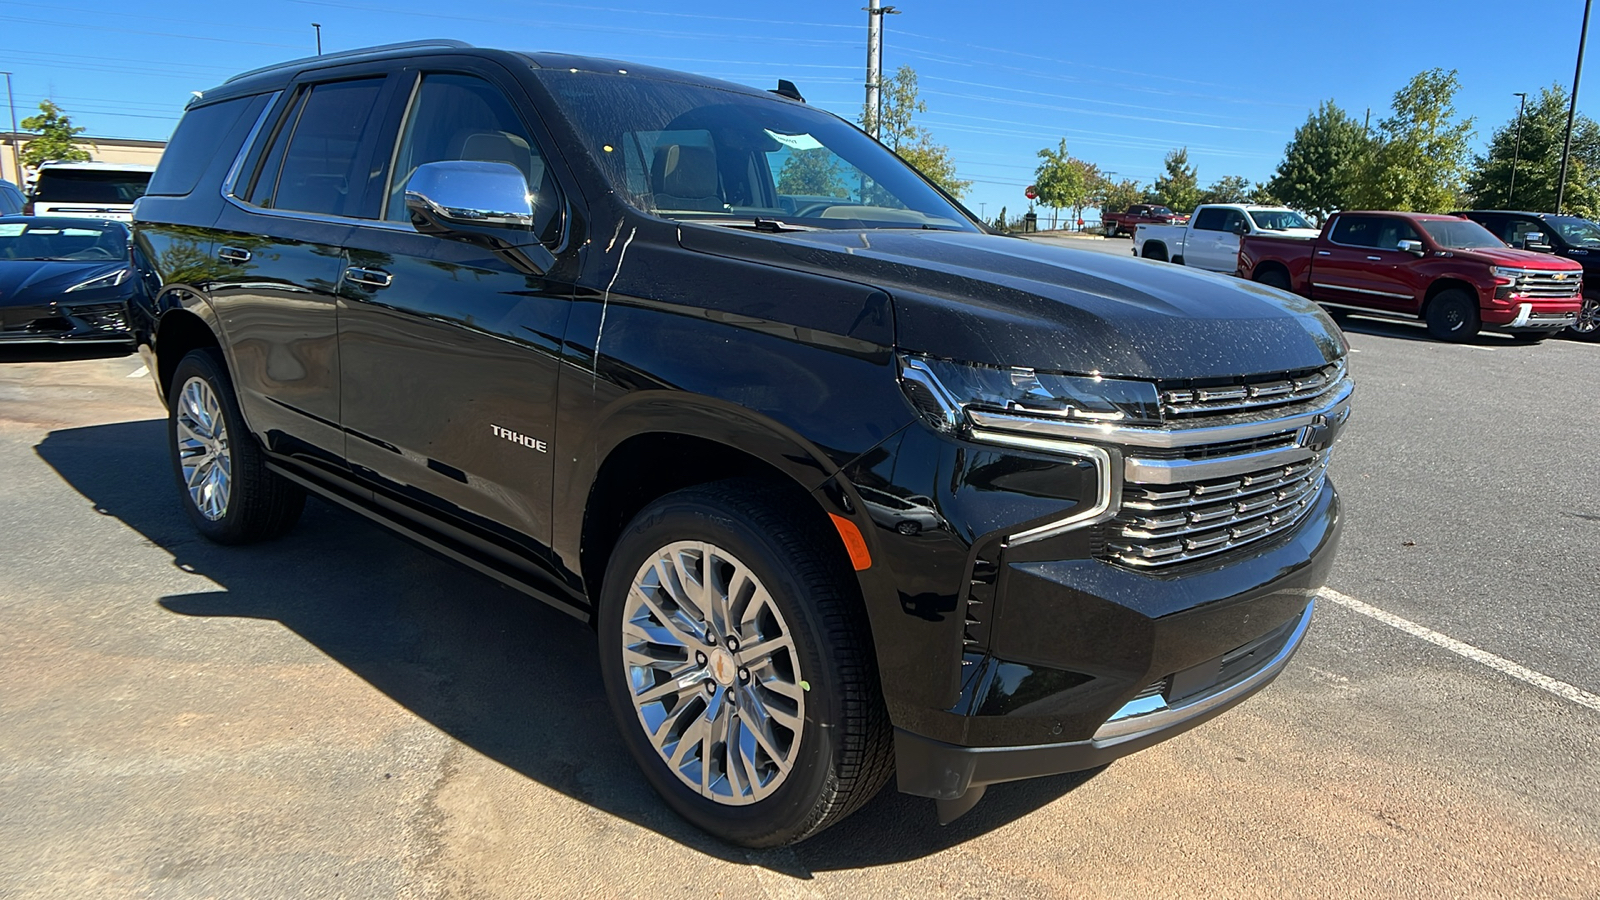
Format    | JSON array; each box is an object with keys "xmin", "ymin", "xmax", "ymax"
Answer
[{"xmin": 1025, "ymin": 185, "xmax": 1038, "ymax": 200}]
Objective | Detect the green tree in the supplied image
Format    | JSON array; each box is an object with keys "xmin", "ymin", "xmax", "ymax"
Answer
[
  {"xmin": 20, "ymin": 100, "xmax": 90, "ymax": 167},
  {"xmin": 1098, "ymin": 178, "xmax": 1145, "ymax": 218},
  {"xmin": 776, "ymin": 148, "xmax": 848, "ymax": 198},
  {"xmin": 862, "ymin": 65, "xmax": 971, "ymax": 198},
  {"xmin": 1466, "ymin": 84, "xmax": 1600, "ymax": 216},
  {"xmin": 1352, "ymin": 69, "xmax": 1475, "ymax": 212},
  {"xmin": 1266, "ymin": 101, "xmax": 1368, "ymax": 219},
  {"xmin": 1247, "ymin": 182, "xmax": 1280, "ymax": 205},
  {"xmin": 1152, "ymin": 147, "xmax": 1201, "ymax": 212},
  {"xmin": 1199, "ymin": 175, "xmax": 1251, "ymax": 205},
  {"xmin": 993, "ymin": 205, "xmax": 1008, "ymax": 231},
  {"xmin": 1032, "ymin": 138, "xmax": 1083, "ymax": 229}
]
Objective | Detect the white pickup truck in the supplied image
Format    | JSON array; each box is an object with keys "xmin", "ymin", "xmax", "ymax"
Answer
[{"xmin": 1134, "ymin": 204, "xmax": 1320, "ymax": 273}]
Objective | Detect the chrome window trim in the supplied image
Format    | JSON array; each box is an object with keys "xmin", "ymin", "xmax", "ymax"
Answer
[
  {"xmin": 966, "ymin": 378, "xmax": 1353, "ymax": 450},
  {"xmin": 964, "ymin": 430, "xmax": 1117, "ymax": 545},
  {"xmin": 1093, "ymin": 599, "xmax": 1314, "ymax": 743},
  {"xmin": 219, "ymin": 92, "xmax": 282, "ymax": 198}
]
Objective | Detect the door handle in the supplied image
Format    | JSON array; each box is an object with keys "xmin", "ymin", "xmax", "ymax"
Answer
[
  {"xmin": 1316, "ymin": 250, "xmax": 1331, "ymax": 256},
  {"xmin": 1366, "ymin": 255, "xmax": 1383, "ymax": 261},
  {"xmin": 345, "ymin": 267, "xmax": 393, "ymax": 289},
  {"xmin": 217, "ymin": 246, "xmax": 251, "ymax": 264}
]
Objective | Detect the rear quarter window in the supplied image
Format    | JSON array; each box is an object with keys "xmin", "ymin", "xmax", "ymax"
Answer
[{"xmin": 147, "ymin": 95, "xmax": 266, "ymax": 197}]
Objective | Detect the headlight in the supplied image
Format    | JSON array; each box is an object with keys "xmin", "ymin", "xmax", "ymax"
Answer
[
  {"xmin": 66, "ymin": 268, "xmax": 133, "ymax": 292},
  {"xmin": 897, "ymin": 354, "xmax": 1162, "ymax": 434},
  {"xmin": 1490, "ymin": 266, "xmax": 1528, "ymax": 283}
]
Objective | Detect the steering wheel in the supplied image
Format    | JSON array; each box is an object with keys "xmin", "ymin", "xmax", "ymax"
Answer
[{"xmin": 68, "ymin": 247, "xmax": 118, "ymax": 260}]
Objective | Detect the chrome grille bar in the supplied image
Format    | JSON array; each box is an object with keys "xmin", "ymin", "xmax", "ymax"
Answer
[{"xmin": 1160, "ymin": 361, "xmax": 1346, "ymax": 418}]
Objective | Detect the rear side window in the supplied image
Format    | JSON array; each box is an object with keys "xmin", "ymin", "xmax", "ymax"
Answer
[
  {"xmin": 248, "ymin": 78, "xmax": 386, "ymax": 217},
  {"xmin": 147, "ymin": 96, "xmax": 257, "ymax": 196},
  {"xmin": 1193, "ymin": 208, "xmax": 1227, "ymax": 231}
]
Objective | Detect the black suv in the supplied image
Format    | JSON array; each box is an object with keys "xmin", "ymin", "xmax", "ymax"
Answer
[
  {"xmin": 1456, "ymin": 209, "xmax": 1600, "ymax": 340},
  {"xmin": 133, "ymin": 41, "xmax": 1349, "ymax": 847}
]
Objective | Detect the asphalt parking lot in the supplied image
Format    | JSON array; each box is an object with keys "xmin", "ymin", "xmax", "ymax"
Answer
[{"xmin": 2, "ymin": 264, "xmax": 1598, "ymax": 897}]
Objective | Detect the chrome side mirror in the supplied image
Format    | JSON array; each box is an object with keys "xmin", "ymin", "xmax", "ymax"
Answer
[
  {"xmin": 405, "ymin": 160, "xmax": 534, "ymax": 230},
  {"xmin": 1396, "ymin": 239, "xmax": 1424, "ymax": 255},
  {"xmin": 403, "ymin": 160, "xmax": 553, "ymax": 275},
  {"xmin": 1520, "ymin": 232, "xmax": 1550, "ymax": 251}
]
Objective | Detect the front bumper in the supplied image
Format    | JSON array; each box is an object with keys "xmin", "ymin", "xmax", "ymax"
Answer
[
  {"xmin": 0, "ymin": 301, "xmax": 136, "ymax": 345},
  {"xmin": 897, "ymin": 597, "xmax": 1315, "ymax": 815},
  {"xmin": 1482, "ymin": 299, "xmax": 1581, "ymax": 331}
]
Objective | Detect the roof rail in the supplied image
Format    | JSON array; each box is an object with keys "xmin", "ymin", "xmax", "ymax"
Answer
[{"xmin": 224, "ymin": 39, "xmax": 474, "ymax": 84}]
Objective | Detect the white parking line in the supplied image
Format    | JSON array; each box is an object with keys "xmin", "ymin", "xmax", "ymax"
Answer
[
  {"xmin": 1316, "ymin": 587, "xmax": 1600, "ymax": 713},
  {"xmin": 126, "ymin": 366, "xmax": 148, "ymax": 378}
]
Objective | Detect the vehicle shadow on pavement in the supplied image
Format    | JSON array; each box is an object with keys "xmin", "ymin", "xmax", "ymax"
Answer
[
  {"xmin": 0, "ymin": 344, "xmax": 136, "ymax": 364},
  {"xmin": 1334, "ymin": 316, "xmax": 1543, "ymax": 346},
  {"xmin": 36, "ymin": 418, "xmax": 1099, "ymax": 871}
]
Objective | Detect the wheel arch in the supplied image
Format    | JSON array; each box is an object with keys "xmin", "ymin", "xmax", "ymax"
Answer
[
  {"xmin": 571, "ymin": 394, "xmax": 893, "ymax": 617},
  {"xmin": 1423, "ymin": 277, "xmax": 1480, "ymax": 312},
  {"xmin": 152, "ymin": 297, "xmax": 224, "ymax": 405},
  {"xmin": 1252, "ymin": 259, "xmax": 1291, "ymax": 285}
]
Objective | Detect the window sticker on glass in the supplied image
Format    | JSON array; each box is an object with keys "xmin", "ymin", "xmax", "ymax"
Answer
[
  {"xmin": 764, "ymin": 129, "xmax": 824, "ymax": 151},
  {"xmin": 0, "ymin": 224, "xmax": 25, "ymax": 237}
]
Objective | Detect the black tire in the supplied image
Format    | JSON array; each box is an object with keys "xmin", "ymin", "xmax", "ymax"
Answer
[
  {"xmin": 597, "ymin": 479, "xmax": 892, "ymax": 847},
  {"xmin": 167, "ymin": 348, "xmax": 305, "ymax": 544},
  {"xmin": 1255, "ymin": 267, "xmax": 1292, "ymax": 291},
  {"xmin": 1424, "ymin": 288, "xmax": 1481, "ymax": 342},
  {"xmin": 1141, "ymin": 243, "xmax": 1168, "ymax": 261},
  {"xmin": 1566, "ymin": 295, "xmax": 1600, "ymax": 341}
]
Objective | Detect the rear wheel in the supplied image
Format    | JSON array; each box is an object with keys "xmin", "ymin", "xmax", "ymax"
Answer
[
  {"xmin": 168, "ymin": 349, "xmax": 305, "ymax": 544},
  {"xmin": 1141, "ymin": 243, "xmax": 1168, "ymax": 261},
  {"xmin": 597, "ymin": 480, "xmax": 892, "ymax": 847},
  {"xmin": 1255, "ymin": 267, "xmax": 1292, "ymax": 292},
  {"xmin": 1424, "ymin": 289, "xmax": 1480, "ymax": 342},
  {"xmin": 1567, "ymin": 295, "xmax": 1600, "ymax": 341}
]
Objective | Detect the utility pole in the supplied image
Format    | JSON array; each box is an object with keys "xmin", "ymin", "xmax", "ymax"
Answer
[
  {"xmin": 1558, "ymin": 0, "xmax": 1592, "ymax": 214},
  {"xmin": 863, "ymin": 2, "xmax": 898, "ymax": 139},
  {"xmin": 2, "ymin": 72, "xmax": 19, "ymax": 185},
  {"xmin": 1510, "ymin": 92, "xmax": 1527, "ymax": 207},
  {"xmin": 313, "ymin": 23, "xmax": 323, "ymax": 55}
]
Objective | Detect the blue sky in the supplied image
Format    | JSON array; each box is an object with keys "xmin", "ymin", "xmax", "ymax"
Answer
[{"xmin": 2, "ymin": 0, "xmax": 1596, "ymax": 219}]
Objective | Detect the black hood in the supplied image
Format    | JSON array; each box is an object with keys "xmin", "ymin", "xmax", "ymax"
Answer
[
  {"xmin": 678, "ymin": 227, "xmax": 1346, "ymax": 381},
  {"xmin": 0, "ymin": 259, "xmax": 129, "ymax": 309}
]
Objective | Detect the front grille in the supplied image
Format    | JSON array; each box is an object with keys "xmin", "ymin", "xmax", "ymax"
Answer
[
  {"xmin": 1159, "ymin": 361, "xmax": 1344, "ymax": 419},
  {"xmin": 1105, "ymin": 450, "xmax": 1329, "ymax": 569},
  {"xmin": 1513, "ymin": 271, "xmax": 1582, "ymax": 298}
]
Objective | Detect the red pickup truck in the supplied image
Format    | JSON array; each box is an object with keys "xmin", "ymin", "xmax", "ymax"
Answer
[
  {"xmin": 1238, "ymin": 211, "xmax": 1584, "ymax": 342},
  {"xmin": 1101, "ymin": 203, "xmax": 1187, "ymax": 238}
]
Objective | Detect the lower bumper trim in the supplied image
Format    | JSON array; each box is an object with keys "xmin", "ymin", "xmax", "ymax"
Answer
[{"xmin": 894, "ymin": 598, "xmax": 1315, "ymax": 804}]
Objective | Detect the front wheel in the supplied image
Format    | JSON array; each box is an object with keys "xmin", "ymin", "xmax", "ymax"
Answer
[
  {"xmin": 1424, "ymin": 289, "xmax": 1481, "ymax": 342},
  {"xmin": 1255, "ymin": 267, "xmax": 1292, "ymax": 292},
  {"xmin": 1567, "ymin": 295, "xmax": 1600, "ymax": 341},
  {"xmin": 168, "ymin": 349, "xmax": 305, "ymax": 543},
  {"xmin": 597, "ymin": 480, "xmax": 892, "ymax": 847}
]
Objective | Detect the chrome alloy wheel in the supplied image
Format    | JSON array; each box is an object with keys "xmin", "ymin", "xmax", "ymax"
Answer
[
  {"xmin": 622, "ymin": 541, "xmax": 805, "ymax": 805},
  {"xmin": 1575, "ymin": 296, "xmax": 1600, "ymax": 335},
  {"xmin": 175, "ymin": 376, "xmax": 232, "ymax": 521}
]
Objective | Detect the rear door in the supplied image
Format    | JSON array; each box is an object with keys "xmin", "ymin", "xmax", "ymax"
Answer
[
  {"xmin": 1313, "ymin": 214, "xmax": 1422, "ymax": 314},
  {"xmin": 335, "ymin": 60, "xmax": 578, "ymax": 565},
  {"xmin": 209, "ymin": 68, "xmax": 398, "ymax": 467}
]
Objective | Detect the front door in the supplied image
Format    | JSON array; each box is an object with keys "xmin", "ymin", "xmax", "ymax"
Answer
[{"xmin": 336, "ymin": 67, "xmax": 576, "ymax": 562}]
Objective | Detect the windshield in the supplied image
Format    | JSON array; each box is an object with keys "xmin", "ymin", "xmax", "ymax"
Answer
[
  {"xmin": 1545, "ymin": 215, "xmax": 1600, "ymax": 246},
  {"xmin": 536, "ymin": 72, "xmax": 976, "ymax": 231},
  {"xmin": 1146, "ymin": 206, "xmax": 1174, "ymax": 217},
  {"xmin": 0, "ymin": 219, "xmax": 130, "ymax": 260},
  {"xmin": 31, "ymin": 170, "xmax": 150, "ymax": 204},
  {"xmin": 1419, "ymin": 219, "xmax": 1504, "ymax": 250},
  {"xmin": 1248, "ymin": 209, "xmax": 1313, "ymax": 231}
]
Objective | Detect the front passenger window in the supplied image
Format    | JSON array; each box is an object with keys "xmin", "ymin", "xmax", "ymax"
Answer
[{"xmin": 386, "ymin": 73, "xmax": 561, "ymax": 244}]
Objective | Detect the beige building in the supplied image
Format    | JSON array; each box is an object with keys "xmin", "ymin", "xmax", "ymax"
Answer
[{"xmin": 1, "ymin": 132, "xmax": 166, "ymax": 186}]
